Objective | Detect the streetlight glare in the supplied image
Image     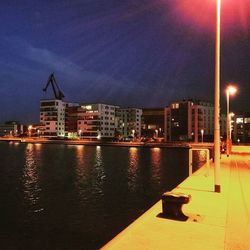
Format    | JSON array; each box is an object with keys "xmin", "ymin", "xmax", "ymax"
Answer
[
  {"xmin": 168, "ymin": 0, "xmax": 250, "ymax": 32},
  {"xmin": 226, "ymin": 85, "xmax": 238, "ymax": 157},
  {"xmin": 227, "ymin": 85, "xmax": 237, "ymax": 95}
]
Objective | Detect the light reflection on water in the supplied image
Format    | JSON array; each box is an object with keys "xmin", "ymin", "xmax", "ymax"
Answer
[
  {"xmin": 75, "ymin": 145, "xmax": 85, "ymax": 171},
  {"xmin": 150, "ymin": 147, "xmax": 161, "ymax": 186},
  {"xmin": 23, "ymin": 143, "xmax": 43, "ymax": 213},
  {"xmin": 93, "ymin": 145, "xmax": 105, "ymax": 196},
  {"xmin": 127, "ymin": 147, "xmax": 139, "ymax": 191},
  {"xmin": 0, "ymin": 142, "xmax": 193, "ymax": 249}
]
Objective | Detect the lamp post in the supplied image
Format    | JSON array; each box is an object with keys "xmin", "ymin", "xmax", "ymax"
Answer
[
  {"xmin": 214, "ymin": 0, "xmax": 221, "ymax": 193},
  {"xmin": 226, "ymin": 86, "xmax": 237, "ymax": 156}
]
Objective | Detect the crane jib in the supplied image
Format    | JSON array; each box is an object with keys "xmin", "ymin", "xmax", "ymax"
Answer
[{"xmin": 42, "ymin": 73, "xmax": 65, "ymax": 100}]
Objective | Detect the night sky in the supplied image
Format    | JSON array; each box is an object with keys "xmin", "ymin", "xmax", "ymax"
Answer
[{"xmin": 0, "ymin": 0, "xmax": 249, "ymax": 123}]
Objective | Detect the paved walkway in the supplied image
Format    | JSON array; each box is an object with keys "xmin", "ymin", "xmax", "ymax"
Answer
[{"xmin": 102, "ymin": 153, "xmax": 250, "ymax": 250}]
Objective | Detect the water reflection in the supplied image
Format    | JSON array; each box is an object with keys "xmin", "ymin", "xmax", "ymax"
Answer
[
  {"xmin": 23, "ymin": 143, "xmax": 43, "ymax": 213},
  {"xmin": 128, "ymin": 147, "xmax": 139, "ymax": 191},
  {"xmin": 74, "ymin": 145, "xmax": 88, "ymax": 201},
  {"xmin": 150, "ymin": 147, "xmax": 161, "ymax": 187},
  {"xmin": 92, "ymin": 146, "xmax": 105, "ymax": 196},
  {"xmin": 0, "ymin": 142, "xmax": 191, "ymax": 250},
  {"xmin": 151, "ymin": 148, "xmax": 161, "ymax": 166},
  {"xmin": 75, "ymin": 145, "xmax": 85, "ymax": 169}
]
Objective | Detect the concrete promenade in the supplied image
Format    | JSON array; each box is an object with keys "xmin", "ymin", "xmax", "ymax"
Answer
[{"xmin": 102, "ymin": 148, "xmax": 250, "ymax": 249}]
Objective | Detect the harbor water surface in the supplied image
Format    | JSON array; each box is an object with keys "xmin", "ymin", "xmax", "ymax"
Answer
[{"xmin": 0, "ymin": 142, "xmax": 205, "ymax": 249}]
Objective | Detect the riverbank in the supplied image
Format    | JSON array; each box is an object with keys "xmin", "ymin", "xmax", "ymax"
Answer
[{"xmin": 0, "ymin": 137, "xmax": 191, "ymax": 148}]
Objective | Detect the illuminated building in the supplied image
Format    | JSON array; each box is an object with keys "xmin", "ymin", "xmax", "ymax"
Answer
[
  {"xmin": 141, "ymin": 108, "xmax": 164, "ymax": 138},
  {"xmin": 40, "ymin": 99, "xmax": 66, "ymax": 137},
  {"xmin": 0, "ymin": 121, "xmax": 23, "ymax": 136},
  {"xmin": 233, "ymin": 112, "xmax": 250, "ymax": 143},
  {"xmin": 164, "ymin": 99, "xmax": 225, "ymax": 142},
  {"xmin": 76, "ymin": 103, "xmax": 118, "ymax": 139},
  {"xmin": 116, "ymin": 108, "xmax": 142, "ymax": 139},
  {"xmin": 65, "ymin": 103, "xmax": 79, "ymax": 138}
]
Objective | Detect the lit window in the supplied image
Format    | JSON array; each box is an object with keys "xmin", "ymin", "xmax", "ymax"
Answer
[
  {"xmin": 244, "ymin": 118, "xmax": 250, "ymax": 124},
  {"xmin": 236, "ymin": 118, "xmax": 243, "ymax": 124},
  {"xmin": 171, "ymin": 103, "xmax": 179, "ymax": 109}
]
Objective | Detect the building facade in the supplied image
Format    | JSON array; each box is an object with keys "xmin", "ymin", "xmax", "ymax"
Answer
[
  {"xmin": 0, "ymin": 121, "xmax": 23, "ymax": 137},
  {"xmin": 165, "ymin": 99, "xmax": 225, "ymax": 142},
  {"xmin": 116, "ymin": 108, "xmax": 142, "ymax": 139},
  {"xmin": 141, "ymin": 108, "xmax": 164, "ymax": 139},
  {"xmin": 76, "ymin": 103, "xmax": 118, "ymax": 139},
  {"xmin": 233, "ymin": 112, "xmax": 250, "ymax": 143},
  {"xmin": 65, "ymin": 103, "xmax": 79, "ymax": 138},
  {"xmin": 40, "ymin": 99, "xmax": 66, "ymax": 137}
]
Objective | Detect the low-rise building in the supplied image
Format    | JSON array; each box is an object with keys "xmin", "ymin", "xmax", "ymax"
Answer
[
  {"xmin": 141, "ymin": 108, "xmax": 164, "ymax": 138},
  {"xmin": 0, "ymin": 121, "xmax": 23, "ymax": 137}
]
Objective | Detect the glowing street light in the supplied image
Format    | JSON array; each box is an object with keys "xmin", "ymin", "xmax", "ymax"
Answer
[
  {"xmin": 226, "ymin": 85, "xmax": 237, "ymax": 156},
  {"xmin": 214, "ymin": 0, "xmax": 221, "ymax": 193},
  {"xmin": 78, "ymin": 129, "xmax": 82, "ymax": 138},
  {"xmin": 155, "ymin": 129, "xmax": 159, "ymax": 138},
  {"xmin": 28, "ymin": 125, "xmax": 32, "ymax": 137},
  {"xmin": 201, "ymin": 129, "xmax": 204, "ymax": 143}
]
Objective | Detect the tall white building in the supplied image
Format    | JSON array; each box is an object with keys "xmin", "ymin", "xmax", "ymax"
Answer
[
  {"xmin": 77, "ymin": 103, "xmax": 118, "ymax": 139},
  {"xmin": 40, "ymin": 99, "xmax": 66, "ymax": 137},
  {"xmin": 116, "ymin": 108, "xmax": 142, "ymax": 139}
]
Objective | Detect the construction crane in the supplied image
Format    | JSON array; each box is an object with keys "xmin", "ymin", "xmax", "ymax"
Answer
[{"xmin": 43, "ymin": 73, "xmax": 65, "ymax": 100}]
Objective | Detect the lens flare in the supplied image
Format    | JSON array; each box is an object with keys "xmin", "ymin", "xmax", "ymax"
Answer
[{"xmin": 163, "ymin": 0, "xmax": 250, "ymax": 32}]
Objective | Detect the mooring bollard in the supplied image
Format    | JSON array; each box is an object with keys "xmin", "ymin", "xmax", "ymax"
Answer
[{"xmin": 161, "ymin": 192, "xmax": 191, "ymax": 221}]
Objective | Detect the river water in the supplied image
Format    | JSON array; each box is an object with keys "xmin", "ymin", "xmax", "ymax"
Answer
[{"xmin": 0, "ymin": 142, "xmax": 204, "ymax": 249}]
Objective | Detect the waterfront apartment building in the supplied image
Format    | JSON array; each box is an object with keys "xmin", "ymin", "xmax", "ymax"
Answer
[
  {"xmin": 141, "ymin": 108, "xmax": 164, "ymax": 138},
  {"xmin": 0, "ymin": 121, "xmax": 23, "ymax": 137},
  {"xmin": 65, "ymin": 103, "xmax": 79, "ymax": 138},
  {"xmin": 164, "ymin": 99, "xmax": 225, "ymax": 142},
  {"xmin": 40, "ymin": 99, "xmax": 66, "ymax": 137},
  {"xmin": 116, "ymin": 108, "xmax": 142, "ymax": 139},
  {"xmin": 233, "ymin": 112, "xmax": 250, "ymax": 143},
  {"xmin": 76, "ymin": 103, "xmax": 118, "ymax": 139}
]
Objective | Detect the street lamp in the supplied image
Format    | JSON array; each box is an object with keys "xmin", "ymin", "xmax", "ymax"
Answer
[
  {"xmin": 78, "ymin": 129, "xmax": 82, "ymax": 138},
  {"xmin": 214, "ymin": 0, "xmax": 221, "ymax": 193},
  {"xmin": 155, "ymin": 129, "xmax": 158, "ymax": 138},
  {"xmin": 201, "ymin": 129, "xmax": 204, "ymax": 143},
  {"xmin": 226, "ymin": 86, "xmax": 237, "ymax": 156},
  {"xmin": 28, "ymin": 125, "xmax": 32, "ymax": 137}
]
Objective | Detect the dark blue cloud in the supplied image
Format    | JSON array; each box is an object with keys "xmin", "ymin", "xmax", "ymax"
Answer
[{"xmin": 0, "ymin": 0, "xmax": 249, "ymax": 123}]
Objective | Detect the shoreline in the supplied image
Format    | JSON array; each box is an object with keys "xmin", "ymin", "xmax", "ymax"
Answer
[{"xmin": 0, "ymin": 137, "xmax": 191, "ymax": 148}]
